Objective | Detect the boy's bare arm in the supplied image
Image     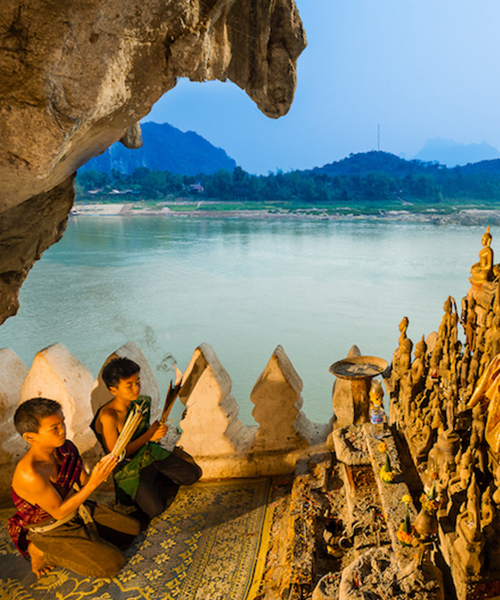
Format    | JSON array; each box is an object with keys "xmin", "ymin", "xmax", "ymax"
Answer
[
  {"xmin": 99, "ymin": 410, "xmax": 120, "ymax": 453},
  {"xmin": 124, "ymin": 421, "xmax": 167, "ymax": 456},
  {"xmin": 13, "ymin": 455, "xmax": 117, "ymax": 521},
  {"xmin": 79, "ymin": 467, "xmax": 90, "ymax": 486}
]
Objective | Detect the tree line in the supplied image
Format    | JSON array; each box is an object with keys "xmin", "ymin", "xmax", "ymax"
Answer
[{"xmin": 76, "ymin": 160, "xmax": 500, "ymax": 205}]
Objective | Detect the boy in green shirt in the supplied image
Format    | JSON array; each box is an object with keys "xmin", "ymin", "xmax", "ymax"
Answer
[{"xmin": 91, "ymin": 357, "xmax": 201, "ymax": 520}]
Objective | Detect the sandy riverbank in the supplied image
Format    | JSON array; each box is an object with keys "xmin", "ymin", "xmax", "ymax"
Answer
[{"xmin": 71, "ymin": 203, "xmax": 500, "ymax": 225}]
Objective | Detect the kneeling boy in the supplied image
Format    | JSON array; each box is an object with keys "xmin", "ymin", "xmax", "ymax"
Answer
[
  {"xmin": 91, "ymin": 357, "xmax": 202, "ymax": 520},
  {"xmin": 8, "ymin": 398, "xmax": 140, "ymax": 578}
]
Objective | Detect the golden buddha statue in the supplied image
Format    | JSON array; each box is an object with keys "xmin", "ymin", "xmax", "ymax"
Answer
[
  {"xmin": 467, "ymin": 353, "xmax": 500, "ymax": 454},
  {"xmin": 470, "ymin": 226, "xmax": 494, "ymax": 284}
]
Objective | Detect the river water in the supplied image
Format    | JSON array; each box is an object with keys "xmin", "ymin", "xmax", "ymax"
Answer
[{"xmin": 0, "ymin": 216, "xmax": 491, "ymax": 424}]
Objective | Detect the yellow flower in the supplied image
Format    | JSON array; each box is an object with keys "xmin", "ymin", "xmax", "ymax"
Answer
[
  {"xmin": 401, "ymin": 494, "xmax": 412, "ymax": 505},
  {"xmin": 378, "ymin": 441, "xmax": 388, "ymax": 453},
  {"xmin": 380, "ymin": 467, "xmax": 395, "ymax": 483}
]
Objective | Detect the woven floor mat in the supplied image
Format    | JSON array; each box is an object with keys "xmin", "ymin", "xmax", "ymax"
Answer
[{"xmin": 0, "ymin": 477, "xmax": 272, "ymax": 600}]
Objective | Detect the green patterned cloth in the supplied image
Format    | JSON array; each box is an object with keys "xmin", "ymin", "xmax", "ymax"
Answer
[{"xmin": 91, "ymin": 395, "xmax": 170, "ymax": 501}]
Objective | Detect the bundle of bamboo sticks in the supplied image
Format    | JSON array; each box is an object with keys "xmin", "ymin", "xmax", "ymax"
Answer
[{"xmin": 110, "ymin": 399, "xmax": 147, "ymax": 459}]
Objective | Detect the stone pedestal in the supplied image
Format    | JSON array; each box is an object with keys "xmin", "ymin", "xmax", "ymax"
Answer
[
  {"xmin": 467, "ymin": 280, "xmax": 496, "ymax": 328},
  {"xmin": 331, "ymin": 345, "xmax": 362, "ymax": 429},
  {"xmin": 330, "ymin": 349, "xmax": 388, "ymax": 429}
]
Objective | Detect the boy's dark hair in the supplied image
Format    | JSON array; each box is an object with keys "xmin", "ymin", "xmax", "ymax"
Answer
[
  {"xmin": 14, "ymin": 398, "xmax": 63, "ymax": 436},
  {"xmin": 102, "ymin": 357, "xmax": 141, "ymax": 389}
]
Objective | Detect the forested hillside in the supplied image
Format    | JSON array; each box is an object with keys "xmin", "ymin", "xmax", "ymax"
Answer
[{"xmin": 77, "ymin": 150, "xmax": 500, "ymax": 205}]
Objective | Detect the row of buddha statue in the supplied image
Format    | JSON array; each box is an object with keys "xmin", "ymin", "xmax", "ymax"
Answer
[{"xmin": 389, "ymin": 227, "xmax": 500, "ymax": 578}]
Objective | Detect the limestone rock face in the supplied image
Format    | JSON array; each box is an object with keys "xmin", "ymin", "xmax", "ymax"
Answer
[
  {"xmin": 0, "ymin": 176, "xmax": 74, "ymax": 324},
  {"xmin": 0, "ymin": 0, "xmax": 305, "ymax": 325}
]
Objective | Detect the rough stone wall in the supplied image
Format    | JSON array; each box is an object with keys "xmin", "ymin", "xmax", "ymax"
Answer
[
  {"xmin": 0, "ymin": 176, "xmax": 74, "ymax": 323},
  {"xmin": 0, "ymin": 0, "xmax": 305, "ymax": 325}
]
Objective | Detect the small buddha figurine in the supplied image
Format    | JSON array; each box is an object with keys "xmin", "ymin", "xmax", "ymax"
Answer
[
  {"xmin": 438, "ymin": 297, "xmax": 453, "ymax": 345},
  {"xmin": 491, "ymin": 314, "xmax": 500, "ymax": 357},
  {"xmin": 399, "ymin": 338, "xmax": 413, "ymax": 373},
  {"xmin": 426, "ymin": 345, "xmax": 442, "ymax": 390},
  {"xmin": 465, "ymin": 473, "xmax": 481, "ymax": 537},
  {"xmin": 479, "ymin": 347, "xmax": 492, "ymax": 380},
  {"xmin": 369, "ymin": 378, "xmax": 384, "ymax": 405},
  {"xmin": 459, "ymin": 344, "xmax": 470, "ymax": 392},
  {"xmin": 481, "ymin": 485, "xmax": 494, "ymax": 534},
  {"xmin": 450, "ymin": 306, "xmax": 459, "ymax": 355},
  {"xmin": 470, "ymin": 226, "xmax": 494, "ymax": 284},
  {"xmin": 398, "ymin": 316, "xmax": 409, "ymax": 345},
  {"xmin": 472, "ymin": 403, "xmax": 486, "ymax": 445},
  {"xmin": 392, "ymin": 317, "xmax": 410, "ymax": 382},
  {"xmin": 411, "ymin": 335, "xmax": 427, "ymax": 396},
  {"xmin": 467, "ymin": 350, "xmax": 481, "ymax": 396},
  {"xmin": 414, "ymin": 415, "xmax": 433, "ymax": 463},
  {"xmin": 453, "ymin": 473, "xmax": 485, "ymax": 577},
  {"xmin": 483, "ymin": 312, "xmax": 494, "ymax": 355},
  {"xmin": 465, "ymin": 298, "xmax": 477, "ymax": 352}
]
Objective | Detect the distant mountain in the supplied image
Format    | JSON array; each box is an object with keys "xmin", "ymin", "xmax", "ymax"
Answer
[
  {"xmin": 311, "ymin": 150, "xmax": 444, "ymax": 178},
  {"xmin": 413, "ymin": 138, "xmax": 500, "ymax": 167},
  {"xmin": 80, "ymin": 122, "xmax": 237, "ymax": 175}
]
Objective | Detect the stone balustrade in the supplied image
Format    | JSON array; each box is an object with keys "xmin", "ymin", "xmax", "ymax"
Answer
[{"xmin": 0, "ymin": 341, "xmax": 332, "ymax": 503}]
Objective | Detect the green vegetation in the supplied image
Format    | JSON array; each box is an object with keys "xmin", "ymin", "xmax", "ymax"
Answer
[{"xmin": 76, "ymin": 151, "xmax": 500, "ymax": 212}]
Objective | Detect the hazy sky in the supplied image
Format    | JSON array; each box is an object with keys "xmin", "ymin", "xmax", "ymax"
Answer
[{"xmin": 146, "ymin": 1, "xmax": 500, "ymax": 174}]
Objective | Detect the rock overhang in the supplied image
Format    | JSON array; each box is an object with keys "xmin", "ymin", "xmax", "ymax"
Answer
[{"xmin": 0, "ymin": 0, "xmax": 306, "ymax": 325}]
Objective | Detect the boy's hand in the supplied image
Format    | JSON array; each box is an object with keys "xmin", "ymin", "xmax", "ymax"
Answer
[
  {"xmin": 89, "ymin": 454, "xmax": 118, "ymax": 488},
  {"xmin": 150, "ymin": 420, "xmax": 168, "ymax": 442}
]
